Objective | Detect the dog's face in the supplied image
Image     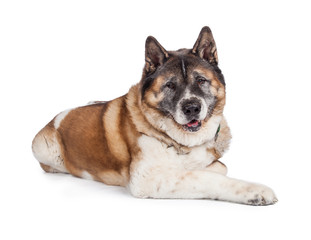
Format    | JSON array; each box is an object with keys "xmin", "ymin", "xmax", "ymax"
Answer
[{"xmin": 140, "ymin": 27, "xmax": 226, "ymax": 144}]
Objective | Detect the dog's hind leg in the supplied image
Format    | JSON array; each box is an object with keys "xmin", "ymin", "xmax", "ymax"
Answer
[
  {"xmin": 39, "ymin": 163, "xmax": 64, "ymax": 173},
  {"xmin": 32, "ymin": 123, "xmax": 68, "ymax": 174}
]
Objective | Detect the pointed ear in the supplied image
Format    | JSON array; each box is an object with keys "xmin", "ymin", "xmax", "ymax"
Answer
[
  {"xmin": 144, "ymin": 36, "xmax": 169, "ymax": 74},
  {"xmin": 192, "ymin": 26, "xmax": 218, "ymax": 65}
]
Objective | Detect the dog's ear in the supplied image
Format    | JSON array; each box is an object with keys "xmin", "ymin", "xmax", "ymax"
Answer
[
  {"xmin": 192, "ymin": 26, "xmax": 218, "ymax": 65},
  {"xmin": 144, "ymin": 36, "xmax": 169, "ymax": 74}
]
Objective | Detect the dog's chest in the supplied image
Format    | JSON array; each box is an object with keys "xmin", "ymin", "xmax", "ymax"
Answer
[{"xmin": 137, "ymin": 135, "xmax": 215, "ymax": 170}]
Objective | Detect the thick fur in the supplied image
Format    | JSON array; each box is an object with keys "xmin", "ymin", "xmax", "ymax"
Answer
[{"xmin": 32, "ymin": 27, "xmax": 277, "ymax": 205}]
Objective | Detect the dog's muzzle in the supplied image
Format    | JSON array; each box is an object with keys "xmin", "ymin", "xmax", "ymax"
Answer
[
  {"xmin": 182, "ymin": 99, "xmax": 201, "ymax": 118},
  {"xmin": 181, "ymin": 99, "xmax": 202, "ymax": 132}
]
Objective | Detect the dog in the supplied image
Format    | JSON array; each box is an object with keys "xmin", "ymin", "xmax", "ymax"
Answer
[{"xmin": 32, "ymin": 26, "xmax": 277, "ymax": 205}]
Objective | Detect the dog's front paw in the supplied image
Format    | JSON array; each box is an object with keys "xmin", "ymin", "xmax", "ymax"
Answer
[{"xmin": 243, "ymin": 184, "xmax": 278, "ymax": 206}]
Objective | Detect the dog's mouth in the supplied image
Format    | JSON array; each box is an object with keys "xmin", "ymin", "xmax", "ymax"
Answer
[{"xmin": 182, "ymin": 119, "xmax": 202, "ymax": 132}]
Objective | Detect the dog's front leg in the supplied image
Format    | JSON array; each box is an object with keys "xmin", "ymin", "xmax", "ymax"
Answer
[
  {"xmin": 128, "ymin": 167, "xmax": 277, "ymax": 206},
  {"xmin": 206, "ymin": 160, "xmax": 228, "ymax": 175}
]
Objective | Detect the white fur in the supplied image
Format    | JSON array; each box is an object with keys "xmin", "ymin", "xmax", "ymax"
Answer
[
  {"xmin": 81, "ymin": 171, "xmax": 94, "ymax": 181},
  {"xmin": 159, "ymin": 114, "xmax": 222, "ymax": 147},
  {"xmin": 128, "ymin": 135, "xmax": 277, "ymax": 205},
  {"xmin": 87, "ymin": 101, "xmax": 97, "ymax": 105},
  {"xmin": 32, "ymin": 131, "xmax": 68, "ymax": 173},
  {"xmin": 54, "ymin": 108, "xmax": 73, "ymax": 129},
  {"xmin": 87, "ymin": 101, "xmax": 107, "ymax": 105}
]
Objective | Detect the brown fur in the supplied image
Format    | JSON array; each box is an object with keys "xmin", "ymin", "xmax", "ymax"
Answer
[{"xmin": 54, "ymin": 100, "xmax": 137, "ymax": 186}]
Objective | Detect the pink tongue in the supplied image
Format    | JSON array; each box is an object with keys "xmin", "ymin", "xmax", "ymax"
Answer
[{"xmin": 187, "ymin": 120, "xmax": 199, "ymax": 127}]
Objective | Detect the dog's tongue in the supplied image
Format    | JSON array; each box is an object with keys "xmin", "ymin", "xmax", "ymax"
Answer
[{"xmin": 187, "ymin": 120, "xmax": 199, "ymax": 127}]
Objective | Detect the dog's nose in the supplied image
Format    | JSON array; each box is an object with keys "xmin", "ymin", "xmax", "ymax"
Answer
[{"xmin": 182, "ymin": 101, "xmax": 201, "ymax": 117}]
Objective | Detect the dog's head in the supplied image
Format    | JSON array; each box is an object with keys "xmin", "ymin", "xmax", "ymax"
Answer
[{"xmin": 139, "ymin": 27, "xmax": 226, "ymax": 146}]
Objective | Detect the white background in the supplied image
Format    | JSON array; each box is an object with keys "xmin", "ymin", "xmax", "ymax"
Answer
[{"xmin": 1, "ymin": 0, "xmax": 310, "ymax": 239}]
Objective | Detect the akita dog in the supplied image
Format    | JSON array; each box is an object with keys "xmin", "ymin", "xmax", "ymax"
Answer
[{"xmin": 32, "ymin": 26, "xmax": 277, "ymax": 205}]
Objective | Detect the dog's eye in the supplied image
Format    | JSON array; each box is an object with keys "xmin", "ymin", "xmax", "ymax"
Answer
[
  {"xmin": 166, "ymin": 82, "xmax": 176, "ymax": 90},
  {"xmin": 197, "ymin": 77, "xmax": 209, "ymax": 86}
]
